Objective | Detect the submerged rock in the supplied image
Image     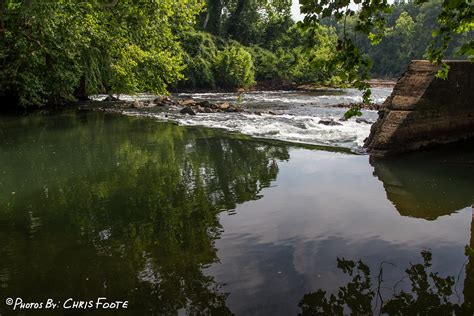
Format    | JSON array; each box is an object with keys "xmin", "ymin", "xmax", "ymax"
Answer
[
  {"xmin": 180, "ymin": 107, "xmax": 196, "ymax": 115},
  {"xmin": 355, "ymin": 118, "xmax": 372, "ymax": 124},
  {"xmin": 319, "ymin": 119, "xmax": 342, "ymax": 126}
]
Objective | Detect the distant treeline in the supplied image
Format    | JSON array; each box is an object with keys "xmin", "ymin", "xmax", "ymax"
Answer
[
  {"xmin": 325, "ymin": 0, "xmax": 472, "ymax": 78},
  {"xmin": 0, "ymin": 0, "xmax": 471, "ymax": 107}
]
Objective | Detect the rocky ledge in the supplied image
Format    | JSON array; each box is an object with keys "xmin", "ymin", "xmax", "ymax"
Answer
[
  {"xmin": 365, "ymin": 60, "xmax": 474, "ymax": 157},
  {"xmin": 98, "ymin": 96, "xmax": 288, "ymax": 116}
]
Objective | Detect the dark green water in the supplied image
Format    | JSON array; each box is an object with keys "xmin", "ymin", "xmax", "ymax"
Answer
[{"xmin": 1, "ymin": 111, "xmax": 474, "ymax": 315}]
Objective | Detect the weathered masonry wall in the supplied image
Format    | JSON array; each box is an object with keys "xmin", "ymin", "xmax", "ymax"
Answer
[{"xmin": 365, "ymin": 60, "xmax": 474, "ymax": 157}]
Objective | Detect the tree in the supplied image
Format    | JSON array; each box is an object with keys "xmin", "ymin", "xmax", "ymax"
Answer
[
  {"xmin": 0, "ymin": 1, "xmax": 203, "ymax": 107},
  {"xmin": 299, "ymin": 0, "xmax": 473, "ymax": 84}
]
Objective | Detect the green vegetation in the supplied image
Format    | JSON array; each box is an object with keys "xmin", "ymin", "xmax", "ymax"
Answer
[
  {"xmin": 323, "ymin": 0, "xmax": 473, "ymax": 78},
  {"xmin": 214, "ymin": 46, "xmax": 256, "ymax": 88},
  {"xmin": 0, "ymin": 0, "xmax": 345, "ymax": 107},
  {"xmin": 0, "ymin": 1, "xmax": 202, "ymax": 107},
  {"xmin": 0, "ymin": 0, "xmax": 472, "ymax": 108},
  {"xmin": 301, "ymin": 0, "xmax": 473, "ymax": 81},
  {"xmin": 299, "ymin": 250, "xmax": 474, "ymax": 315}
]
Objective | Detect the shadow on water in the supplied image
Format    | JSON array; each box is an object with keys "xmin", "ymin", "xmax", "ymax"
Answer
[
  {"xmin": 0, "ymin": 111, "xmax": 294, "ymax": 315},
  {"xmin": 299, "ymin": 142, "xmax": 474, "ymax": 315}
]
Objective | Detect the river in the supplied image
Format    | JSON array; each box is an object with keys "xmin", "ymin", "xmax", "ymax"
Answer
[
  {"xmin": 98, "ymin": 88, "xmax": 390, "ymax": 149},
  {"xmin": 1, "ymin": 89, "xmax": 474, "ymax": 315}
]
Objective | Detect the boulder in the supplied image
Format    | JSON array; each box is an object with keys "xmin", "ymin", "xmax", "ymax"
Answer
[
  {"xmin": 179, "ymin": 99, "xmax": 195, "ymax": 106},
  {"xmin": 217, "ymin": 102, "xmax": 231, "ymax": 110},
  {"xmin": 365, "ymin": 60, "xmax": 474, "ymax": 157}
]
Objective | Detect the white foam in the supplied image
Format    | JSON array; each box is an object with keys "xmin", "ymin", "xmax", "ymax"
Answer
[{"xmin": 111, "ymin": 87, "xmax": 392, "ymax": 149}]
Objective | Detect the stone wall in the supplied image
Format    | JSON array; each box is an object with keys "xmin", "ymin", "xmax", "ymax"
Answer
[{"xmin": 365, "ymin": 60, "xmax": 474, "ymax": 157}]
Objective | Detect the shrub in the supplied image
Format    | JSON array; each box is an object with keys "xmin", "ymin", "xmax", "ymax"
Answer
[
  {"xmin": 178, "ymin": 31, "xmax": 218, "ymax": 89},
  {"xmin": 214, "ymin": 46, "xmax": 256, "ymax": 88},
  {"xmin": 248, "ymin": 46, "xmax": 281, "ymax": 82}
]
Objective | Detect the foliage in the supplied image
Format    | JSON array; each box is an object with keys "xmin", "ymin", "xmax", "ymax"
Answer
[
  {"xmin": 300, "ymin": 0, "xmax": 473, "ymax": 82},
  {"xmin": 382, "ymin": 250, "xmax": 459, "ymax": 315},
  {"xmin": 200, "ymin": 0, "xmax": 294, "ymax": 48},
  {"xmin": 214, "ymin": 46, "xmax": 256, "ymax": 88},
  {"xmin": 247, "ymin": 45, "xmax": 281, "ymax": 82},
  {"xmin": 326, "ymin": 0, "xmax": 473, "ymax": 78},
  {"xmin": 343, "ymin": 106, "xmax": 363, "ymax": 120},
  {"xmin": 178, "ymin": 31, "xmax": 220, "ymax": 89},
  {"xmin": 0, "ymin": 1, "xmax": 203, "ymax": 107},
  {"xmin": 299, "ymin": 250, "xmax": 469, "ymax": 315},
  {"xmin": 178, "ymin": 22, "xmax": 345, "ymax": 89},
  {"xmin": 299, "ymin": 259, "xmax": 374, "ymax": 315}
]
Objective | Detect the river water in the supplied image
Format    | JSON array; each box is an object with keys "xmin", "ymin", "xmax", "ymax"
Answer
[
  {"xmin": 1, "ymin": 90, "xmax": 474, "ymax": 315},
  {"xmin": 106, "ymin": 88, "xmax": 390, "ymax": 149}
]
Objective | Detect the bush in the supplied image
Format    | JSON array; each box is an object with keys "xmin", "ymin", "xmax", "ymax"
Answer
[
  {"xmin": 247, "ymin": 46, "xmax": 281, "ymax": 82},
  {"xmin": 214, "ymin": 46, "xmax": 256, "ymax": 88},
  {"xmin": 178, "ymin": 31, "xmax": 218, "ymax": 89}
]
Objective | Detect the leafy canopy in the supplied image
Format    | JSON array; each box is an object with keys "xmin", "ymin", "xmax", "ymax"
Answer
[
  {"xmin": 0, "ymin": 0, "xmax": 203, "ymax": 107},
  {"xmin": 299, "ymin": 0, "xmax": 473, "ymax": 98}
]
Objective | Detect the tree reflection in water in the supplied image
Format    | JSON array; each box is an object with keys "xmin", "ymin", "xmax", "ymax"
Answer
[
  {"xmin": 300, "ymin": 144, "xmax": 474, "ymax": 315},
  {"xmin": 299, "ymin": 249, "xmax": 472, "ymax": 315},
  {"xmin": 0, "ymin": 111, "xmax": 290, "ymax": 315}
]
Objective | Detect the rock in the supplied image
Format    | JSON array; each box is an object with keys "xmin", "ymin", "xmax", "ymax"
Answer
[
  {"xmin": 202, "ymin": 107, "xmax": 215, "ymax": 113},
  {"xmin": 196, "ymin": 100, "xmax": 212, "ymax": 108},
  {"xmin": 319, "ymin": 119, "xmax": 342, "ymax": 126},
  {"xmin": 180, "ymin": 107, "xmax": 196, "ymax": 115},
  {"xmin": 217, "ymin": 102, "xmax": 231, "ymax": 110},
  {"xmin": 355, "ymin": 118, "xmax": 372, "ymax": 124},
  {"xmin": 365, "ymin": 60, "xmax": 474, "ymax": 157},
  {"xmin": 179, "ymin": 99, "xmax": 195, "ymax": 106},
  {"xmin": 117, "ymin": 101, "xmax": 132, "ymax": 108},
  {"xmin": 143, "ymin": 101, "xmax": 155, "ymax": 107},
  {"xmin": 103, "ymin": 95, "xmax": 119, "ymax": 101},
  {"xmin": 132, "ymin": 100, "xmax": 144, "ymax": 108},
  {"xmin": 153, "ymin": 96, "xmax": 175, "ymax": 106},
  {"xmin": 225, "ymin": 108, "xmax": 239, "ymax": 113},
  {"xmin": 154, "ymin": 96, "xmax": 170, "ymax": 102}
]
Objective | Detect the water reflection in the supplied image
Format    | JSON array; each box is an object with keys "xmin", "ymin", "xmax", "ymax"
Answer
[
  {"xmin": 298, "ymin": 250, "xmax": 473, "ymax": 315},
  {"xmin": 298, "ymin": 145, "xmax": 474, "ymax": 315},
  {"xmin": 371, "ymin": 145, "xmax": 474, "ymax": 220},
  {"xmin": 2, "ymin": 111, "xmax": 474, "ymax": 315},
  {"xmin": 0, "ymin": 111, "xmax": 289, "ymax": 315}
]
